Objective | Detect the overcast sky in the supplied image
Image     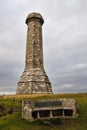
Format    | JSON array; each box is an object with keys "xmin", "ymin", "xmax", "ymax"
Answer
[{"xmin": 0, "ymin": 0, "xmax": 87, "ymax": 94}]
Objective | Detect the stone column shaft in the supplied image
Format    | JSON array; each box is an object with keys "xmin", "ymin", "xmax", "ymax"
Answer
[{"xmin": 26, "ymin": 20, "xmax": 43, "ymax": 70}]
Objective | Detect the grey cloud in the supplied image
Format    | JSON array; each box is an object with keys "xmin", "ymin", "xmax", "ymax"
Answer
[{"xmin": 0, "ymin": 0, "xmax": 87, "ymax": 94}]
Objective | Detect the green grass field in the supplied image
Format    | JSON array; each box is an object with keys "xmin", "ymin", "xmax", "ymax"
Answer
[{"xmin": 0, "ymin": 93, "xmax": 87, "ymax": 130}]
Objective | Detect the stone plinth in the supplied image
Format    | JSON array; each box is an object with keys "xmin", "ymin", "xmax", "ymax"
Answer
[{"xmin": 17, "ymin": 12, "xmax": 53, "ymax": 94}]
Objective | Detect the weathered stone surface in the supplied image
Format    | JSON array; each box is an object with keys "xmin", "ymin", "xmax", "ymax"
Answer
[
  {"xmin": 22, "ymin": 99, "xmax": 77, "ymax": 121},
  {"xmin": 17, "ymin": 12, "xmax": 53, "ymax": 94}
]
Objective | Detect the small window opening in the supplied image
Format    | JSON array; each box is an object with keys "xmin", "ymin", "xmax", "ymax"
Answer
[
  {"xmin": 39, "ymin": 110, "xmax": 50, "ymax": 117},
  {"xmin": 64, "ymin": 109, "xmax": 73, "ymax": 116},
  {"xmin": 52, "ymin": 109, "xmax": 63, "ymax": 116},
  {"xmin": 32, "ymin": 111, "xmax": 38, "ymax": 119}
]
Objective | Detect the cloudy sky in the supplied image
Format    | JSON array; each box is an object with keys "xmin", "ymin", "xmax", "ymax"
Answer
[{"xmin": 0, "ymin": 0, "xmax": 87, "ymax": 94}]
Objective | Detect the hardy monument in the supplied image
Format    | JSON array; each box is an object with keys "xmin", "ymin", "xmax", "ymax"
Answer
[{"xmin": 17, "ymin": 12, "xmax": 53, "ymax": 94}]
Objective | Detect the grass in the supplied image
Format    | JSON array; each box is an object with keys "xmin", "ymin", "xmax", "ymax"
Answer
[{"xmin": 0, "ymin": 93, "xmax": 87, "ymax": 130}]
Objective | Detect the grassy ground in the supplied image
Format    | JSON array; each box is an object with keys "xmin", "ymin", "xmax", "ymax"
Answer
[{"xmin": 0, "ymin": 93, "xmax": 87, "ymax": 130}]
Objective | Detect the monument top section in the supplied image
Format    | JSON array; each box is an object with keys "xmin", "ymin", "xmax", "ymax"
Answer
[{"xmin": 26, "ymin": 12, "xmax": 44, "ymax": 25}]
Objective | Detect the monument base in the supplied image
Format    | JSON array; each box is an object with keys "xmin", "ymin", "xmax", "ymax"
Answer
[{"xmin": 17, "ymin": 68, "xmax": 53, "ymax": 94}]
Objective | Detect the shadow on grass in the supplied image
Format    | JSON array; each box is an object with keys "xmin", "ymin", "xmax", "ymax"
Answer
[{"xmin": 33, "ymin": 118, "xmax": 64, "ymax": 126}]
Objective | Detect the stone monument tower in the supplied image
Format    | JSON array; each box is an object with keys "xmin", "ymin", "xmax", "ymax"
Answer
[{"xmin": 17, "ymin": 12, "xmax": 53, "ymax": 94}]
